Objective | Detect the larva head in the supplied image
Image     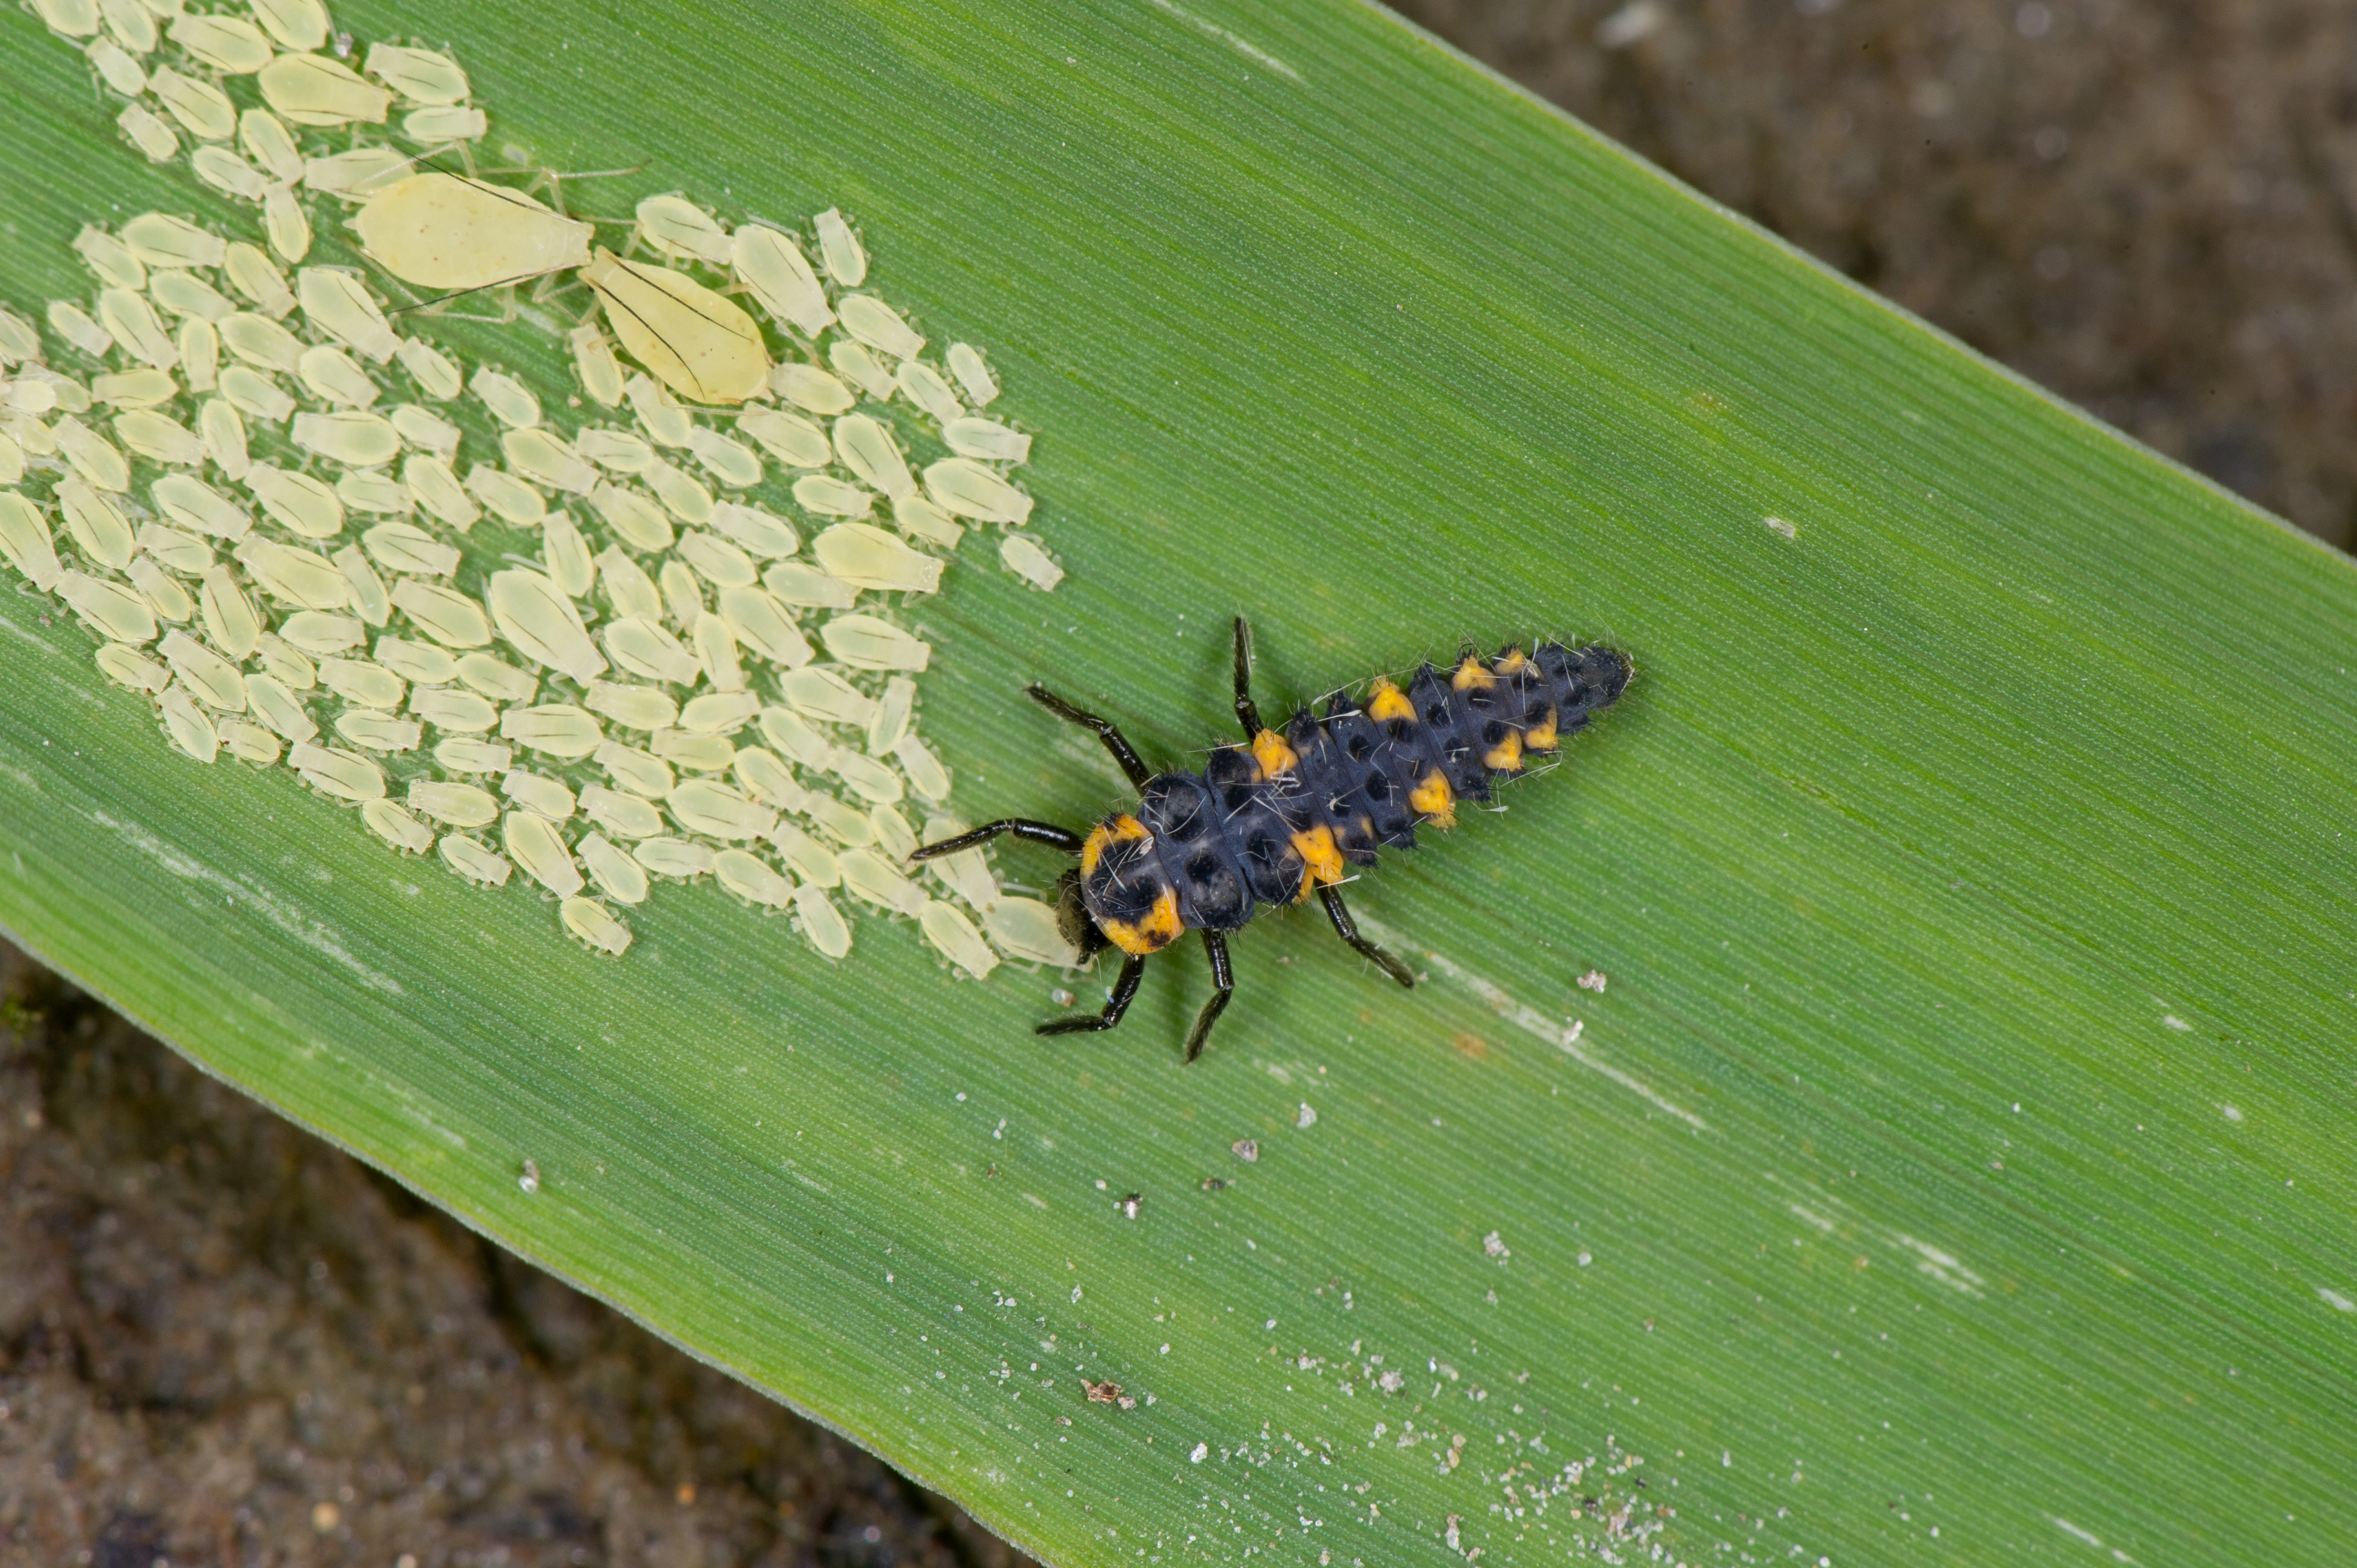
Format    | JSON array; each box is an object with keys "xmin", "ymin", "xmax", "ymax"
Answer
[{"xmin": 1077, "ymin": 813, "xmax": 1183, "ymax": 957}]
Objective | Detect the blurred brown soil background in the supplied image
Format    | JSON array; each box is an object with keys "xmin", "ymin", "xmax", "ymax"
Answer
[{"xmin": 7, "ymin": 3, "xmax": 2353, "ymax": 1565}]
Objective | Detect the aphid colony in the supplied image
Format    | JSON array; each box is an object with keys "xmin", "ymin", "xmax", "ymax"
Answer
[
  {"xmin": 2, "ymin": 0, "xmax": 1075, "ymax": 973},
  {"xmin": 915, "ymin": 620, "xmax": 1630, "ymax": 1059}
]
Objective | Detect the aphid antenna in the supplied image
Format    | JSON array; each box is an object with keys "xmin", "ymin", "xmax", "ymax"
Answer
[{"xmin": 384, "ymin": 275, "xmax": 536, "ymax": 318}]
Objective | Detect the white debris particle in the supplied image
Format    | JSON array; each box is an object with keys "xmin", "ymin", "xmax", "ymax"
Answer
[
  {"xmin": 1189, "ymin": 1443, "xmax": 1208, "ymax": 1464},
  {"xmin": 1482, "ymin": 1230, "xmax": 1509, "ymax": 1259},
  {"xmin": 1295, "ymin": 1102, "xmax": 1316, "ymax": 1128}
]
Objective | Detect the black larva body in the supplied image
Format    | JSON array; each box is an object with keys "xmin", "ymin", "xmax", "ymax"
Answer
[{"xmin": 910, "ymin": 621, "xmax": 1631, "ymax": 1060}]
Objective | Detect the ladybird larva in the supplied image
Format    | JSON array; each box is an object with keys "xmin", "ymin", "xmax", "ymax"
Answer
[
  {"xmin": 921, "ymin": 900, "xmax": 998, "ymax": 979},
  {"xmin": 577, "ymin": 831, "xmax": 649, "ymax": 904},
  {"xmin": 436, "ymin": 832, "xmax": 510, "ymax": 887},
  {"xmin": 560, "ymin": 896, "xmax": 633, "ymax": 956},
  {"xmin": 362, "ymin": 798, "xmax": 435, "ymax": 854},
  {"xmin": 501, "ymin": 769, "xmax": 576, "ymax": 821},
  {"xmin": 502, "ymin": 809, "xmax": 581, "ymax": 897},
  {"xmin": 714, "ymin": 848, "xmax": 795, "ymax": 908},
  {"xmin": 793, "ymin": 881, "xmax": 852, "ymax": 958}
]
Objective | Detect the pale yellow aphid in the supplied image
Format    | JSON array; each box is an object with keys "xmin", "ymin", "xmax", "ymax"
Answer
[
  {"xmin": 678, "ymin": 689, "xmax": 759, "ymax": 735},
  {"xmin": 635, "ymin": 195, "xmax": 732, "ymax": 265},
  {"xmin": 772, "ymin": 363, "xmax": 854, "ymax": 416},
  {"xmin": 437, "ymin": 833, "xmax": 511, "ymax": 887},
  {"xmin": 335, "ymin": 710, "xmax": 423, "ymax": 752},
  {"xmin": 718, "ymin": 586, "xmax": 808, "ymax": 667},
  {"xmin": 667, "ymin": 778, "xmax": 774, "ymax": 840},
  {"xmin": 409, "ymin": 685, "xmax": 498, "ymax": 733},
  {"xmin": 542, "ymin": 512, "xmax": 594, "ymax": 596},
  {"xmin": 73, "ymin": 225, "xmax": 145, "ymax": 288},
  {"xmin": 730, "ymin": 224, "xmax": 832, "ymax": 336},
  {"xmin": 651, "ymin": 728, "xmax": 734, "ymax": 772},
  {"xmin": 363, "ymin": 521, "xmax": 458, "ymax": 576},
  {"xmin": 760, "ymin": 561, "xmax": 853, "ymax": 610},
  {"xmin": 403, "ymin": 106, "xmax": 487, "ymax": 145},
  {"xmin": 199, "ymin": 568, "xmax": 265, "ymax": 657},
  {"xmin": 731, "ymin": 746, "xmax": 805, "ymax": 807},
  {"xmin": 587, "ymin": 482, "xmax": 668, "ymax": 553},
  {"xmin": 375, "ymin": 633, "xmax": 455, "ymax": 682},
  {"xmin": 403, "ymin": 455, "xmax": 476, "ymax": 530},
  {"xmin": 498, "ymin": 703, "xmax": 603, "ymax": 759},
  {"xmin": 945, "ymin": 345, "xmax": 997, "ymax": 407},
  {"xmin": 501, "ymin": 769, "xmax": 575, "ymax": 821},
  {"xmin": 53, "ymin": 417, "xmax": 129, "ymax": 491},
  {"xmin": 155, "ymin": 685, "xmax": 219, "ymax": 762},
  {"xmin": 585, "ymin": 680, "xmax": 677, "ymax": 733},
  {"xmin": 263, "ymin": 183, "xmax": 311, "ymax": 262},
  {"xmin": 293, "ymin": 411, "xmax": 400, "ymax": 466},
  {"xmin": 298, "ymin": 268, "xmax": 399, "ymax": 362},
  {"xmin": 151, "ymin": 271, "xmax": 233, "ymax": 326},
  {"xmin": 305, "ymin": 149, "xmax": 411, "ymax": 202},
  {"xmin": 136, "ymin": 521, "xmax": 214, "ymax": 574},
  {"xmin": 58, "ymin": 479, "xmax": 135, "ymax": 568},
  {"xmin": 925, "ymin": 457, "xmax": 1033, "ymax": 524},
  {"xmin": 456, "ymin": 652, "xmax": 537, "ymax": 701},
  {"xmin": 692, "ymin": 612, "xmax": 743, "ymax": 693},
  {"xmin": 569, "ymin": 325, "xmax": 624, "ymax": 408},
  {"xmin": 389, "ymin": 403, "xmax": 462, "ymax": 455},
  {"xmin": 832, "ymin": 414, "xmax": 915, "ymax": 499},
  {"xmin": 944, "ymin": 417, "xmax": 1031, "ymax": 464},
  {"xmin": 894, "ymin": 360, "xmax": 964, "ymax": 425},
  {"xmin": 684, "ymin": 426, "xmax": 760, "ymax": 489},
  {"xmin": 274, "ymin": 610, "xmax": 365, "ymax": 656},
  {"xmin": 148, "ymin": 68, "xmax": 236, "ymax": 142},
  {"xmin": 123, "ymin": 212, "xmax": 227, "ymax": 270},
  {"xmin": 95, "ymin": 643, "xmax": 171, "ymax": 694},
  {"xmin": 433, "ymin": 737, "xmax": 511, "ymax": 775},
  {"xmin": 89, "ymin": 36, "xmax": 146, "ymax": 95},
  {"xmin": 241, "ymin": 465, "xmax": 338, "ymax": 538},
  {"xmin": 364, "ymin": 43, "xmax": 470, "ymax": 105},
  {"xmin": 917, "ymin": 818, "xmax": 996, "ymax": 905},
  {"xmin": 258, "ymin": 54, "xmax": 392, "ymax": 126},
  {"xmin": 158, "ymin": 630, "xmax": 246, "ymax": 709},
  {"xmin": 94, "ymin": 369, "xmax": 178, "ymax": 409},
  {"xmin": 920, "ymin": 901, "xmax": 997, "ymax": 979},
  {"xmin": 560, "ymin": 897, "xmax": 633, "ymax": 956},
  {"xmin": 462, "ymin": 465, "xmax": 544, "ymax": 525},
  {"xmin": 593, "ymin": 546, "xmax": 663, "ymax": 622},
  {"xmin": 828, "ymin": 341, "xmax": 897, "ymax": 401},
  {"xmin": 821, "ymin": 613, "xmax": 929, "ymax": 673},
  {"xmin": 999, "ymin": 534, "xmax": 1064, "ymax": 591},
  {"xmin": 580, "ymin": 249, "xmax": 768, "ymax": 405},
  {"xmin": 804, "ymin": 792, "xmax": 876, "ymax": 847},
  {"xmin": 657, "ymin": 559, "xmax": 702, "ymax": 625},
  {"xmin": 49, "ymin": 302, "xmax": 113, "ymax": 359},
  {"xmin": 676, "ymin": 530, "xmax": 755, "ymax": 588},
  {"xmin": 220, "ymin": 311, "xmax": 302, "ymax": 371},
  {"xmin": 297, "ymin": 345, "xmax": 380, "ymax": 409},
  {"xmin": 581, "ymin": 781, "xmax": 665, "ymax": 836},
  {"xmin": 115, "ymin": 409, "xmax": 204, "ymax": 466},
  {"xmin": 838, "ymin": 296, "xmax": 924, "ymax": 362},
  {"xmin": 831, "ymin": 751, "xmax": 904, "ymax": 807},
  {"xmin": 755, "ymin": 706, "xmax": 833, "ymax": 770},
  {"xmin": 126, "ymin": 557, "xmax": 194, "ymax": 622},
  {"xmin": 395, "ymin": 337, "xmax": 463, "ymax": 398},
  {"xmin": 575, "ymin": 832, "xmax": 649, "ymax": 904},
  {"xmin": 769, "ymin": 824, "xmax": 840, "ymax": 888},
  {"xmin": 238, "ymin": 110, "xmax": 305, "ymax": 185},
  {"xmin": 166, "ymin": 14, "xmax": 272, "ymax": 74},
  {"xmin": 577, "ymin": 427, "xmax": 653, "ymax": 472},
  {"xmin": 634, "ymin": 837, "xmax": 714, "ymax": 880},
  {"xmin": 238, "ymin": 537, "xmax": 346, "ymax": 608},
  {"xmin": 622, "ymin": 373, "xmax": 693, "ymax": 446},
  {"xmin": 0, "ymin": 311, "xmax": 42, "ymax": 362},
  {"xmin": 489, "ymin": 568, "xmax": 605, "ymax": 683},
  {"xmin": 604, "ymin": 615, "xmax": 699, "ymax": 685},
  {"xmin": 866, "ymin": 675, "xmax": 914, "ymax": 755},
  {"xmin": 337, "ymin": 469, "xmax": 409, "ymax": 515},
  {"xmin": 34, "ymin": 0, "xmax": 99, "ymax": 41},
  {"xmin": 318, "ymin": 657, "xmax": 405, "ymax": 709},
  {"xmin": 714, "ymin": 849, "xmax": 795, "ymax": 909},
  {"xmin": 287, "ymin": 740, "xmax": 384, "ymax": 801},
  {"xmin": 503, "ymin": 429, "xmax": 595, "ymax": 493},
  {"xmin": 792, "ymin": 475, "xmax": 872, "ymax": 519},
  {"xmin": 390, "ymin": 579, "xmax": 491, "ymax": 647},
  {"xmin": 837, "ymin": 848, "xmax": 927, "ymax": 917},
  {"xmin": 0, "ymin": 493, "xmax": 63, "ymax": 591},
  {"xmin": 0, "ymin": 436, "xmax": 22, "ymax": 486},
  {"xmin": 218, "ymin": 719, "xmax": 284, "ymax": 766},
  {"xmin": 812, "ymin": 208, "xmax": 865, "ymax": 286},
  {"xmin": 250, "ymin": 0, "xmax": 330, "ymax": 51},
  {"xmin": 178, "ymin": 322, "xmax": 220, "ymax": 394},
  {"xmin": 252, "ymin": 632, "xmax": 318, "ymax": 688},
  {"xmin": 736, "ymin": 406, "xmax": 829, "ymax": 469},
  {"xmin": 223, "ymin": 243, "xmax": 296, "ymax": 316},
  {"xmin": 642, "ymin": 459, "xmax": 712, "ymax": 524},
  {"xmin": 219, "ymin": 367, "xmax": 295, "ymax": 424},
  {"xmin": 985, "ymin": 899, "xmax": 1082, "ymax": 966},
  {"xmin": 793, "ymin": 881, "xmax": 852, "ymax": 959},
  {"xmin": 812, "ymin": 523, "xmax": 944, "ymax": 594},
  {"xmin": 362, "ymin": 798, "xmax": 436, "ymax": 854},
  {"xmin": 471, "ymin": 367, "xmax": 539, "ymax": 428},
  {"xmin": 776, "ymin": 666, "xmax": 875, "ymax": 728},
  {"xmin": 118, "ymin": 104, "xmax": 179, "ymax": 162},
  {"xmin": 413, "ymin": 781, "xmax": 511, "ymax": 827},
  {"xmin": 870, "ymin": 804, "xmax": 918, "ymax": 861},
  {"xmin": 192, "ymin": 146, "xmax": 267, "ymax": 203},
  {"xmin": 893, "ymin": 734, "xmax": 951, "ymax": 802},
  {"xmin": 708, "ymin": 501, "xmax": 799, "ymax": 558}
]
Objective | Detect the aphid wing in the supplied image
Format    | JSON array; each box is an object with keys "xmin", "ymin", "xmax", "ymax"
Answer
[{"xmin": 581, "ymin": 249, "xmax": 769, "ymax": 406}]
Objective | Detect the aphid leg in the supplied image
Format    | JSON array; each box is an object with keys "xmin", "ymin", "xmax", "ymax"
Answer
[
  {"xmin": 1317, "ymin": 884, "xmax": 1415, "ymax": 989},
  {"xmin": 1183, "ymin": 930, "xmax": 1236, "ymax": 1063},
  {"xmin": 1026, "ymin": 684, "xmax": 1154, "ymax": 790},
  {"xmin": 907, "ymin": 818, "xmax": 1084, "ymax": 863},
  {"xmin": 1231, "ymin": 616, "xmax": 1263, "ymax": 740},
  {"xmin": 1038, "ymin": 954, "xmax": 1146, "ymax": 1036}
]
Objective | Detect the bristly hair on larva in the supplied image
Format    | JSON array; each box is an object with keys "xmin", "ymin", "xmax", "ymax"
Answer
[
  {"xmin": 4, "ymin": 0, "xmax": 1069, "ymax": 977},
  {"xmin": 911, "ymin": 618, "xmax": 1631, "ymax": 1062}
]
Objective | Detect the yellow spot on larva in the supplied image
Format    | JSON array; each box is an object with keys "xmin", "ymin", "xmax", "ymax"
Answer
[
  {"xmin": 1250, "ymin": 728, "xmax": 1298, "ymax": 780},
  {"xmin": 1289, "ymin": 825, "xmax": 1345, "ymax": 898},
  {"xmin": 1366, "ymin": 677, "xmax": 1414, "ymax": 724},
  {"xmin": 1523, "ymin": 712, "xmax": 1559, "ymax": 751},
  {"xmin": 1408, "ymin": 768, "xmax": 1456, "ymax": 827},
  {"xmin": 1482, "ymin": 729, "xmax": 1523, "ymax": 772},
  {"xmin": 1079, "ymin": 814, "xmax": 1149, "ymax": 878},
  {"xmin": 1099, "ymin": 887, "xmax": 1183, "ymax": 957},
  {"xmin": 1450, "ymin": 654, "xmax": 1496, "ymax": 692}
]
